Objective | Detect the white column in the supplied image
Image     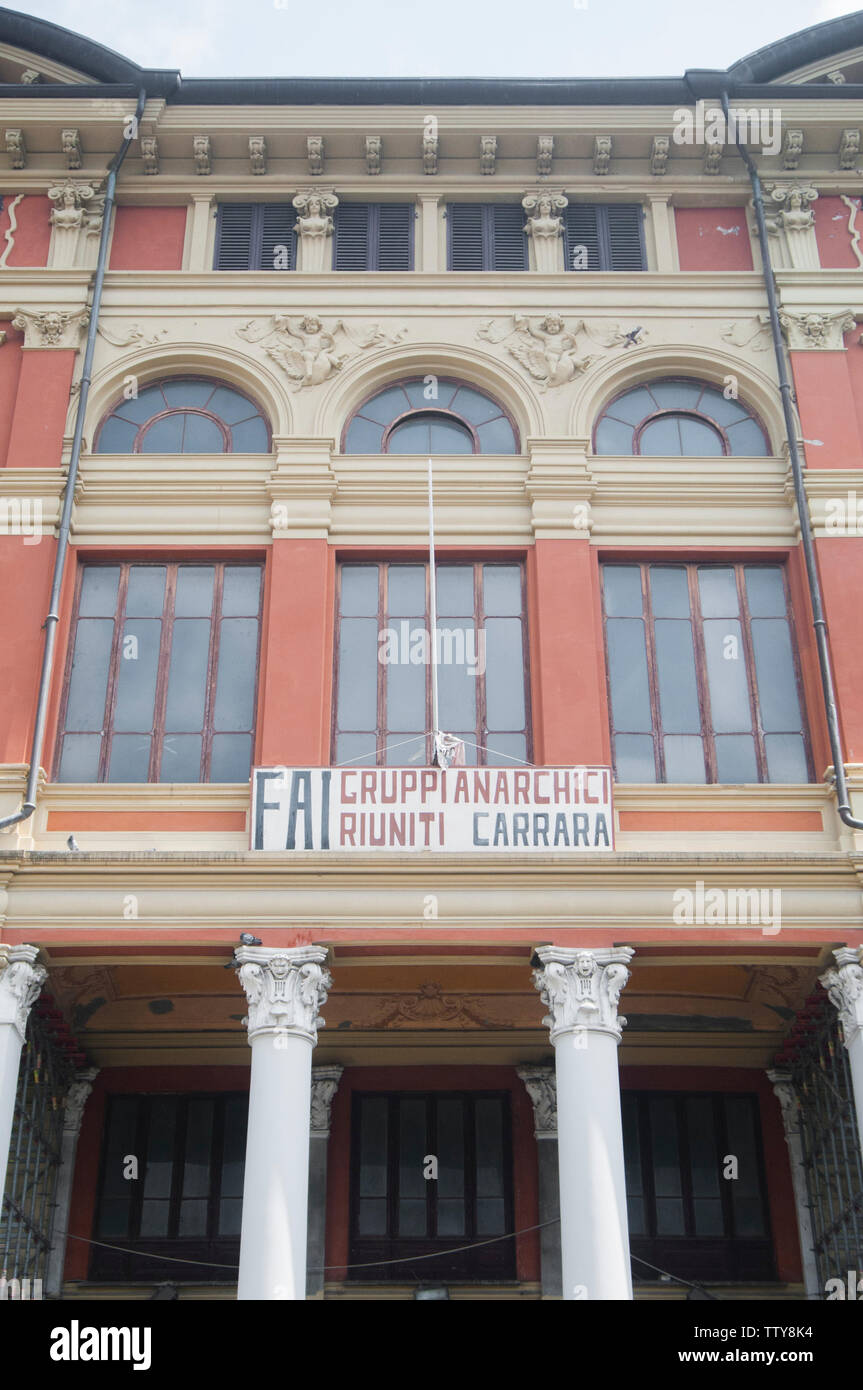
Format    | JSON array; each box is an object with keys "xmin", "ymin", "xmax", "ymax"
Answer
[
  {"xmin": 0, "ymin": 945, "xmax": 47, "ymax": 1199},
  {"xmin": 532, "ymin": 945, "xmax": 634, "ymax": 1301},
  {"xmin": 766, "ymin": 1069, "xmax": 820, "ymax": 1299},
  {"xmin": 820, "ymin": 946, "xmax": 863, "ymax": 1157},
  {"xmin": 45, "ymin": 1068, "xmax": 99, "ymax": 1298},
  {"xmin": 234, "ymin": 944, "xmax": 331, "ymax": 1300}
]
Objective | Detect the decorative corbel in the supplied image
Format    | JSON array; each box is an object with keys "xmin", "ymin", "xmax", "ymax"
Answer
[
  {"xmin": 422, "ymin": 130, "xmax": 438, "ymax": 175},
  {"xmin": 650, "ymin": 135, "xmax": 669, "ymax": 176},
  {"xmin": 5, "ymin": 129, "xmax": 25, "ymax": 170},
  {"xmin": 839, "ymin": 128, "xmax": 860, "ymax": 171},
  {"xmin": 703, "ymin": 139, "xmax": 724, "ymax": 175},
  {"xmin": 307, "ymin": 136, "xmax": 324, "ymax": 175},
  {"xmin": 140, "ymin": 135, "xmax": 159, "ymax": 175},
  {"xmin": 537, "ymin": 135, "xmax": 554, "ymax": 177},
  {"xmin": 249, "ymin": 136, "xmax": 267, "ymax": 175},
  {"xmin": 480, "ymin": 136, "xmax": 497, "ymax": 175},
  {"xmin": 593, "ymin": 135, "xmax": 612, "ymax": 175},
  {"xmin": 193, "ymin": 135, "xmax": 211, "ymax": 175},
  {"xmin": 61, "ymin": 129, "xmax": 82, "ymax": 170},
  {"xmin": 365, "ymin": 136, "xmax": 382, "ymax": 175},
  {"xmin": 781, "ymin": 129, "xmax": 803, "ymax": 171}
]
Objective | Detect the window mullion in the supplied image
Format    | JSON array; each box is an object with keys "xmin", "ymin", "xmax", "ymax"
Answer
[
  {"xmin": 475, "ymin": 562, "xmax": 487, "ymax": 765},
  {"xmin": 100, "ymin": 565, "xmax": 131, "ymax": 782},
  {"xmin": 150, "ymin": 566, "xmax": 177, "ymax": 782},
  {"xmin": 378, "ymin": 565, "xmax": 387, "ymax": 766},
  {"xmin": 641, "ymin": 565, "xmax": 665, "ymax": 782},
  {"xmin": 688, "ymin": 565, "xmax": 717, "ymax": 783},
  {"xmin": 735, "ymin": 564, "xmax": 769, "ymax": 782},
  {"xmin": 200, "ymin": 565, "xmax": 224, "ymax": 781}
]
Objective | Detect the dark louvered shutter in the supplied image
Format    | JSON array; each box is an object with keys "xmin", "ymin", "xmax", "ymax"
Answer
[
  {"xmin": 377, "ymin": 204, "xmax": 413, "ymax": 270},
  {"xmin": 447, "ymin": 204, "xmax": 485, "ymax": 270},
  {"xmin": 564, "ymin": 204, "xmax": 645, "ymax": 271},
  {"xmin": 563, "ymin": 205, "xmax": 601, "ymax": 271},
  {"xmin": 606, "ymin": 204, "xmax": 646, "ymax": 271},
  {"xmin": 490, "ymin": 204, "xmax": 528, "ymax": 271},
  {"xmin": 215, "ymin": 204, "xmax": 255, "ymax": 269},
  {"xmin": 333, "ymin": 204, "xmax": 372, "ymax": 270},
  {"xmin": 259, "ymin": 204, "xmax": 296, "ymax": 270}
]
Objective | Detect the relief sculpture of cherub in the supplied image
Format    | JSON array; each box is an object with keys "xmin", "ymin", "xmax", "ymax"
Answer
[
  {"xmin": 237, "ymin": 313, "xmax": 407, "ymax": 390},
  {"xmin": 478, "ymin": 313, "xmax": 595, "ymax": 391}
]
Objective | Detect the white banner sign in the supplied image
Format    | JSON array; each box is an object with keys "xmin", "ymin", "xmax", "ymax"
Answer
[{"xmin": 251, "ymin": 766, "xmax": 613, "ymax": 852}]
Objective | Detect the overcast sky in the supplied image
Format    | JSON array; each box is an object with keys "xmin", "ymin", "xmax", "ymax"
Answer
[{"xmin": 9, "ymin": 0, "xmax": 862, "ymax": 78}]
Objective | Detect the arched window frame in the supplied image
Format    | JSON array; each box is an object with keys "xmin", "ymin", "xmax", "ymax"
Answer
[
  {"xmin": 94, "ymin": 376, "xmax": 272, "ymax": 454},
  {"xmin": 341, "ymin": 376, "xmax": 520, "ymax": 455},
  {"xmin": 593, "ymin": 377, "xmax": 770, "ymax": 457}
]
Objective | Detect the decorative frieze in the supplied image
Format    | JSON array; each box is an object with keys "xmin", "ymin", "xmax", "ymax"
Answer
[
  {"xmin": 480, "ymin": 135, "xmax": 497, "ymax": 175},
  {"xmin": 820, "ymin": 946, "xmax": 863, "ymax": 1046},
  {"xmin": 140, "ymin": 135, "xmax": 159, "ymax": 175},
  {"xmin": 237, "ymin": 312, "xmax": 407, "ymax": 388},
  {"xmin": 365, "ymin": 135, "xmax": 382, "ymax": 175},
  {"xmin": 477, "ymin": 313, "xmax": 642, "ymax": 391},
  {"xmin": 522, "ymin": 190, "xmax": 567, "ymax": 272},
  {"xmin": 650, "ymin": 135, "xmax": 669, "ymax": 176},
  {"xmin": 193, "ymin": 135, "xmax": 211, "ymax": 175},
  {"xmin": 234, "ymin": 944, "xmax": 331, "ymax": 1043},
  {"xmin": 249, "ymin": 136, "xmax": 267, "ymax": 175},
  {"xmin": 593, "ymin": 135, "xmax": 612, "ymax": 175},
  {"xmin": 536, "ymin": 135, "xmax": 554, "ymax": 177},
  {"xmin": 5, "ymin": 129, "xmax": 25, "ymax": 170},
  {"xmin": 310, "ymin": 1065, "xmax": 343, "ymax": 1134},
  {"xmin": 61, "ymin": 128, "xmax": 82, "ymax": 170},
  {"xmin": 0, "ymin": 944, "xmax": 46, "ymax": 1042},
  {"xmin": 532, "ymin": 945, "xmax": 634, "ymax": 1043},
  {"xmin": 292, "ymin": 189, "xmax": 338, "ymax": 271},
  {"xmin": 307, "ymin": 135, "xmax": 324, "ymax": 175},
  {"xmin": 778, "ymin": 308, "xmax": 855, "ymax": 351},
  {"xmin": 517, "ymin": 1063, "xmax": 557, "ymax": 1134},
  {"xmin": 12, "ymin": 306, "xmax": 90, "ymax": 350}
]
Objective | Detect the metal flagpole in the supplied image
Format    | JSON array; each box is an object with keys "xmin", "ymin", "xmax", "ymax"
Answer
[{"xmin": 427, "ymin": 456, "xmax": 440, "ymax": 750}]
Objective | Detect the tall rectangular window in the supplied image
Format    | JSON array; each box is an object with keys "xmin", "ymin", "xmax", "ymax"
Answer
[
  {"xmin": 92, "ymin": 1093, "xmax": 248, "ymax": 1281},
  {"xmin": 214, "ymin": 204, "xmax": 296, "ymax": 269},
  {"xmin": 601, "ymin": 563, "xmax": 811, "ymax": 784},
  {"xmin": 333, "ymin": 561, "xmax": 531, "ymax": 768},
  {"xmin": 563, "ymin": 203, "xmax": 646, "ymax": 271},
  {"xmin": 447, "ymin": 204, "xmax": 528, "ymax": 270},
  {"xmin": 623, "ymin": 1091, "xmax": 774, "ymax": 1282},
  {"xmin": 333, "ymin": 203, "xmax": 414, "ymax": 270},
  {"xmin": 351, "ymin": 1092, "xmax": 514, "ymax": 1281},
  {"xmin": 57, "ymin": 562, "xmax": 263, "ymax": 783}
]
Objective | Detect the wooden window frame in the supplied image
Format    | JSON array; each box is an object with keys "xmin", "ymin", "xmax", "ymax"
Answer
[
  {"xmin": 348, "ymin": 1090, "xmax": 516, "ymax": 1283},
  {"xmin": 594, "ymin": 378, "xmax": 770, "ymax": 457},
  {"xmin": 600, "ymin": 560, "xmax": 813, "ymax": 785},
  {"xmin": 445, "ymin": 203, "xmax": 529, "ymax": 272},
  {"xmin": 341, "ymin": 375, "xmax": 520, "ymax": 455},
  {"xmin": 94, "ymin": 377, "xmax": 271, "ymax": 455},
  {"xmin": 55, "ymin": 560, "xmax": 264, "ymax": 784},
  {"xmin": 213, "ymin": 203, "xmax": 297, "ymax": 271},
  {"xmin": 563, "ymin": 202, "xmax": 647, "ymax": 271},
  {"xmin": 625, "ymin": 1090, "xmax": 775, "ymax": 1283},
  {"xmin": 91, "ymin": 1092, "xmax": 247, "ymax": 1283},
  {"xmin": 332, "ymin": 559, "xmax": 533, "ymax": 768},
  {"xmin": 332, "ymin": 202, "xmax": 415, "ymax": 271}
]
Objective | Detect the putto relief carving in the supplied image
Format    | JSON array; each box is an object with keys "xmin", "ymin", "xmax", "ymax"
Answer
[
  {"xmin": 236, "ymin": 313, "xmax": 407, "ymax": 388},
  {"xmin": 477, "ymin": 313, "xmax": 645, "ymax": 391}
]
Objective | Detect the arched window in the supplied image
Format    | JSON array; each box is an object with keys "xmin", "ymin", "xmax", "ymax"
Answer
[
  {"xmin": 94, "ymin": 378, "xmax": 270, "ymax": 453},
  {"xmin": 343, "ymin": 378, "xmax": 519, "ymax": 454},
  {"xmin": 594, "ymin": 379, "xmax": 769, "ymax": 456}
]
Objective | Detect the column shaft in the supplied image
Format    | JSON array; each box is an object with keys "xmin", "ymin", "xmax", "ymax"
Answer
[{"xmin": 0, "ymin": 945, "xmax": 46, "ymax": 1196}]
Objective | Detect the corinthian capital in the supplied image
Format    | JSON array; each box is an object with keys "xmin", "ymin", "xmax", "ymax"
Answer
[
  {"xmin": 310, "ymin": 1065, "xmax": 343, "ymax": 1134},
  {"xmin": 532, "ymin": 945, "xmax": 634, "ymax": 1043},
  {"xmin": 0, "ymin": 943, "xmax": 46, "ymax": 1041},
  {"xmin": 516, "ymin": 1063, "xmax": 557, "ymax": 1134},
  {"xmin": 234, "ymin": 944, "xmax": 332, "ymax": 1044},
  {"xmin": 779, "ymin": 309, "xmax": 855, "ymax": 351},
  {"xmin": 12, "ymin": 307, "xmax": 89, "ymax": 350},
  {"xmin": 820, "ymin": 946, "xmax": 863, "ymax": 1047}
]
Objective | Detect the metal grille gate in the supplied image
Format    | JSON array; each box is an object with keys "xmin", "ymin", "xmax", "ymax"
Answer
[
  {"xmin": 1, "ymin": 1009, "xmax": 74, "ymax": 1294},
  {"xmin": 790, "ymin": 992, "xmax": 863, "ymax": 1290}
]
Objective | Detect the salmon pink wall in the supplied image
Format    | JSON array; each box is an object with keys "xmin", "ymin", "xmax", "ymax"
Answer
[
  {"xmin": 814, "ymin": 538, "xmax": 863, "ymax": 763},
  {"xmin": 675, "ymin": 207, "xmax": 753, "ymax": 271},
  {"xmin": 0, "ymin": 194, "xmax": 51, "ymax": 266},
  {"xmin": 814, "ymin": 195, "xmax": 863, "ymax": 269},
  {"xmin": 0, "ymin": 321, "xmax": 22, "ymax": 466},
  {"xmin": 844, "ymin": 332, "xmax": 863, "ymax": 452},
  {"xmin": 109, "ymin": 205, "xmax": 187, "ymax": 270},
  {"xmin": 0, "ymin": 539, "xmax": 53, "ymax": 763},
  {"xmin": 6, "ymin": 346, "xmax": 76, "ymax": 468},
  {"xmin": 257, "ymin": 539, "xmax": 335, "ymax": 765},
  {"xmin": 790, "ymin": 345, "xmax": 863, "ymax": 469}
]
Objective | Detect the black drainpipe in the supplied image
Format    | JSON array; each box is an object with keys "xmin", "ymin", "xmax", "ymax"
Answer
[
  {"xmin": 719, "ymin": 89, "xmax": 863, "ymax": 830},
  {"xmin": 0, "ymin": 88, "xmax": 148, "ymax": 832}
]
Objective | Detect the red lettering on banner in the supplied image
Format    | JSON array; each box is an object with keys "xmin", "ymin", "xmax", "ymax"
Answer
[
  {"xmin": 401, "ymin": 771, "xmax": 417, "ymax": 798},
  {"xmin": 340, "ymin": 813, "xmax": 356, "ymax": 845},
  {"xmin": 380, "ymin": 771, "xmax": 397, "ymax": 804},
  {"xmin": 421, "ymin": 770, "xmax": 437, "ymax": 801},
  {"xmin": 419, "ymin": 811, "xmax": 434, "ymax": 845},
  {"xmin": 361, "ymin": 770, "xmax": 377, "ymax": 804},
  {"xmin": 534, "ymin": 771, "xmax": 550, "ymax": 804},
  {"xmin": 390, "ymin": 813, "xmax": 406, "ymax": 846},
  {"xmin": 474, "ymin": 771, "xmax": 490, "ymax": 803},
  {"xmin": 514, "ymin": 771, "xmax": 530, "ymax": 804},
  {"xmin": 454, "ymin": 770, "xmax": 470, "ymax": 803},
  {"xmin": 585, "ymin": 770, "xmax": 602, "ymax": 804},
  {"xmin": 493, "ymin": 772, "xmax": 508, "ymax": 804},
  {"xmin": 553, "ymin": 771, "xmax": 569, "ymax": 804},
  {"xmin": 341, "ymin": 771, "xmax": 357, "ymax": 803}
]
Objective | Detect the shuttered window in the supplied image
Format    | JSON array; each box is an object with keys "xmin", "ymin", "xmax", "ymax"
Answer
[
  {"xmin": 214, "ymin": 203, "xmax": 296, "ymax": 270},
  {"xmin": 447, "ymin": 204, "xmax": 528, "ymax": 271},
  {"xmin": 333, "ymin": 203, "xmax": 414, "ymax": 270},
  {"xmin": 564, "ymin": 203, "xmax": 646, "ymax": 271}
]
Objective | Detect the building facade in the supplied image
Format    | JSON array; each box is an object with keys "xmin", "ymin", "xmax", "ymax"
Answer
[{"xmin": 1, "ymin": 9, "xmax": 863, "ymax": 1301}]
